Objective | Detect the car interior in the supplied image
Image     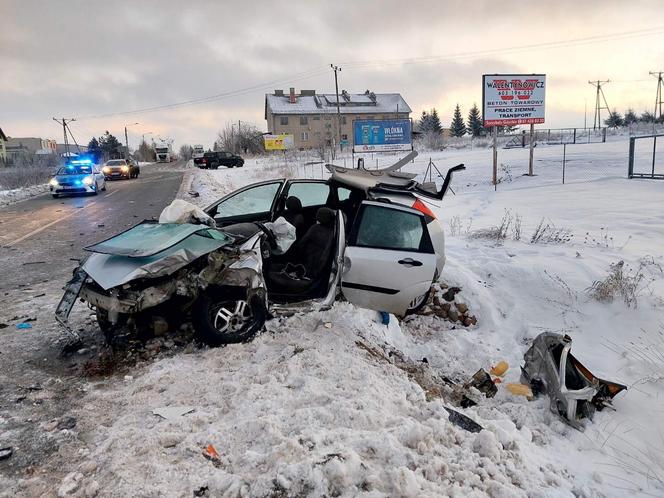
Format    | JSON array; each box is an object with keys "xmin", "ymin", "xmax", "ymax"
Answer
[{"xmin": 207, "ymin": 179, "xmax": 368, "ymax": 302}]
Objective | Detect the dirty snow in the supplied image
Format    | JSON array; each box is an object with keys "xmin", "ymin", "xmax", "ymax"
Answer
[{"xmin": 3, "ymin": 138, "xmax": 664, "ymax": 497}]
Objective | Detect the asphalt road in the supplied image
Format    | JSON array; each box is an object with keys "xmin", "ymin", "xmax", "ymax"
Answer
[{"xmin": 0, "ymin": 161, "xmax": 186, "ymax": 481}]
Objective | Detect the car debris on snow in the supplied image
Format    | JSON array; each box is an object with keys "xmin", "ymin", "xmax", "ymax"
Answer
[
  {"xmin": 152, "ymin": 406, "xmax": 196, "ymax": 420},
  {"xmin": 0, "ymin": 447, "xmax": 13, "ymax": 460},
  {"xmin": 520, "ymin": 332, "xmax": 626, "ymax": 429}
]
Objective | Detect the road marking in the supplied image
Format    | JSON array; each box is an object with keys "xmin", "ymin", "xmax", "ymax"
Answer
[
  {"xmin": 4, "ymin": 202, "xmax": 96, "ymax": 247},
  {"xmin": 105, "ymin": 190, "xmax": 118, "ymax": 198}
]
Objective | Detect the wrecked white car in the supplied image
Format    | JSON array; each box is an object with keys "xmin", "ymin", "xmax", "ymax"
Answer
[{"xmin": 56, "ymin": 153, "xmax": 464, "ymax": 346}]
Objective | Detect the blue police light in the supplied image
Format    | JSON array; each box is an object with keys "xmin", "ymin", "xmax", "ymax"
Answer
[{"xmin": 70, "ymin": 158, "xmax": 92, "ymax": 165}]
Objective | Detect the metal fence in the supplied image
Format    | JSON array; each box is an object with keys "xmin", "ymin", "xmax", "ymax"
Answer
[
  {"xmin": 503, "ymin": 128, "xmax": 608, "ymax": 148},
  {"xmin": 628, "ymin": 134, "xmax": 664, "ymax": 179}
]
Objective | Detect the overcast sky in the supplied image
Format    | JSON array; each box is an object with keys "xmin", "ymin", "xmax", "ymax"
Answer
[{"xmin": 2, "ymin": 0, "xmax": 663, "ymax": 148}]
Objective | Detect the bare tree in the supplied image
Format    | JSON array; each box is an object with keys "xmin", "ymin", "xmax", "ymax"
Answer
[
  {"xmin": 215, "ymin": 122, "xmax": 265, "ymax": 155},
  {"xmin": 179, "ymin": 144, "xmax": 193, "ymax": 160}
]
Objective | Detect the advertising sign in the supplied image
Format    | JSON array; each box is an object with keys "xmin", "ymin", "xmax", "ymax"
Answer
[
  {"xmin": 264, "ymin": 133, "xmax": 294, "ymax": 151},
  {"xmin": 482, "ymin": 74, "xmax": 546, "ymax": 127},
  {"xmin": 353, "ymin": 119, "xmax": 412, "ymax": 152}
]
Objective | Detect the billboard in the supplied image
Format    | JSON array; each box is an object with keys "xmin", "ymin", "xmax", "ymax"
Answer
[
  {"xmin": 353, "ymin": 119, "xmax": 412, "ymax": 152},
  {"xmin": 482, "ymin": 74, "xmax": 546, "ymax": 127},
  {"xmin": 264, "ymin": 133, "xmax": 294, "ymax": 151}
]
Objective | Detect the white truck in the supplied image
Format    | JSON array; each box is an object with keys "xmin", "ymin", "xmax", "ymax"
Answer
[
  {"xmin": 192, "ymin": 145, "xmax": 205, "ymax": 159},
  {"xmin": 155, "ymin": 143, "xmax": 172, "ymax": 162}
]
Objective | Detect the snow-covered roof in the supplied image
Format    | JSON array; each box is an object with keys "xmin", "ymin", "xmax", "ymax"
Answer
[{"xmin": 265, "ymin": 91, "xmax": 411, "ymax": 115}]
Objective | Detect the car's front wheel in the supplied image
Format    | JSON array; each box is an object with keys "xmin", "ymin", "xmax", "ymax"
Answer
[{"xmin": 192, "ymin": 288, "xmax": 266, "ymax": 346}]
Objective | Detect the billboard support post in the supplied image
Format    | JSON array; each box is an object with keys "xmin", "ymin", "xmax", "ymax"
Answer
[
  {"xmin": 492, "ymin": 126, "xmax": 498, "ymax": 190},
  {"xmin": 528, "ymin": 123, "xmax": 535, "ymax": 176}
]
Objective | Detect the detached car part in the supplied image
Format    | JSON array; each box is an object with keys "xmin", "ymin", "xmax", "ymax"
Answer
[{"xmin": 520, "ymin": 332, "xmax": 626, "ymax": 429}]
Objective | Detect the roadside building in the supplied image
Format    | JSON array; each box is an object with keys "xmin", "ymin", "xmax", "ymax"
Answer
[
  {"xmin": 56, "ymin": 143, "xmax": 88, "ymax": 157},
  {"xmin": 265, "ymin": 88, "xmax": 411, "ymax": 150},
  {"xmin": 5, "ymin": 137, "xmax": 57, "ymax": 159},
  {"xmin": 0, "ymin": 127, "xmax": 7, "ymax": 164}
]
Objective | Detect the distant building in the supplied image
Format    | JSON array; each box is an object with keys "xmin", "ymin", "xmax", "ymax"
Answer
[
  {"xmin": 265, "ymin": 88, "xmax": 411, "ymax": 150},
  {"xmin": 0, "ymin": 128, "xmax": 7, "ymax": 163},
  {"xmin": 5, "ymin": 137, "xmax": 57, "ymax": 158},
  {"xmin": 56, "ymin": 143, "xmax": 88, "ymax": 157}
]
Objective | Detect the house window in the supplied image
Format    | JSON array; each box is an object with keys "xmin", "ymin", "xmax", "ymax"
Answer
[
  {"xmin": 301, "ymin": 132, "xmax": 309, "ymax": 141},
  {"xmin": 300, "ymin": 116, "xmax": 308, "ymax": 125},
  {"xmin": 280, "ymin": 116, "xmax": 289, "ymax": 125},
  {"xmin": 341, "ymin": 116, "xmax": 347, "ymax": 125},
  {"xmin": 324, "ymin": 115, "xmax": 331, "ymax": 120},
  {"xmin": 313, "ymin": 116, "xmax": 320, "ymax": 121}
]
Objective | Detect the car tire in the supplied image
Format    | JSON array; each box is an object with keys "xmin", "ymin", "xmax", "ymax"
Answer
[
  {"xmin": 404, "ymin": 287, "xmax": 432, "ymax": 316},
  {"xmin": 52, "ymin": 193, "xmax": 59, "ymax": 199},
  {"xmin": 101, "ymin": 183, "xmax": 107, "ymax": 191},
  {"xmin": 192, "ymin": 287, "xmax": 267, "ymax": 346},
  {"xmin": 96, "ymin": 309, "xmax": 130, "ymax": 346}
]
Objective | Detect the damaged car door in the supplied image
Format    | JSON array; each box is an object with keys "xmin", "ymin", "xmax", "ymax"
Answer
[
  {"xmin": 206, "ymin": 180, "xmax": 285, "ymax": 227},
  {"xmin": 341, "ymin": 201, "xmax": 437, "ymax": 316}
]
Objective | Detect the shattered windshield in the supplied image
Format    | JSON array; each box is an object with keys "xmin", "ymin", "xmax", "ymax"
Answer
[{"xmin": 85, "ymin": 222, "xmax": 233, "ymax": 257}]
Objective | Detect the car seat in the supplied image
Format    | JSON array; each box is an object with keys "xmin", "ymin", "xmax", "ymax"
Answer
[
  {"xmin": 266, "ymin": 207, "xmax": 336, "ymax": 296},
  {"xmin": 283, "ymin": 196, "xmax": 306, "ymax": 239}
]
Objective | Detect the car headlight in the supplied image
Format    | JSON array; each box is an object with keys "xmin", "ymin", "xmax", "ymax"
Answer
[
  {"xmin": 49, "ymin": 178, "xmax": 59, "ymax": 186},
  {"xmin": 121, "ymin": 165, "xmax": 129, "ymax": 172},
  {"xmin": 82, "ymin": 176, "xmax": 94, "ymax": 185},
  {"xmin": 102, "ymin": 166, "xmax": 110, "ymax": 174}
]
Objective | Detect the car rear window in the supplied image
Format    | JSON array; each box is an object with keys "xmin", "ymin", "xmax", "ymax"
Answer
[{"xmin": 354, "ymin": 204, "xmax": 431, "ymax": 252}]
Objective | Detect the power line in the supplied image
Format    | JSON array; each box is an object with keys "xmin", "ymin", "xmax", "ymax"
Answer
[
  {"xmin": 76, "ymin": 66, "xmax": 330, "ymax": 120},
  {"xmin": 74, "ymin": 25, "xmax": 664, "ymax": 121},
  {"xmin": 340, "ymin": 26, "xmax": 664, "ymax": 69}
]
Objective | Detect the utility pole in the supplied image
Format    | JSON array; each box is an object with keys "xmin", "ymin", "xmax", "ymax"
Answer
[
  {"xmin": 330, "ymin": 64, "xmax": 342, "ymax": 149},
  {"xmin": 238, "ymin": 120, "xmax": 241, "ymax": 153},
  {"xmin": 650, "ymin": 71, "xmax": 664, "ymax": 120},
  {"xmin": 124, "ymin": 122, "xmax": 139, "ymax": 159},
  {"xmin": 52, "ymin": 117, "xmax": 75, "ymax": 157},
  {"xmin": 588, "ymin": 80, "xmax": 611, "ymax": 130}
]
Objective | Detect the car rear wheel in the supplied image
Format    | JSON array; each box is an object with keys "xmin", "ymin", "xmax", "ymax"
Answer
[
  {"xmin": 405, "ymin": 288, "xmax": 431, "ymax": 316},
  {"xmin": 52, "ymin": 193, "xmax": 59, "ymax": 199},
  {"xmin": 192, "ymin": 288, "xmax": 266, "ymax": 346}
]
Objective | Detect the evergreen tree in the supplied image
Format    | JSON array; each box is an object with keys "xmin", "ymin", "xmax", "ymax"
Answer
[
  {"xmin": 87, "ymin": 137, "xmax": 102, "ymax": 162},
  {"xmin": 450, "ymin": 104, "xmax": 466, "ymax": 137},
  {"xmin": 624, "ymin": 109, "xmax": 638, "ymax": 125},
  {"xmin": 429, "ymin": 108, "xmax": 443, "ymax": 133},
  {"xmin": 640, "ymin": 110, "xmax": 655, "ymax": 123},
  {"xmin": 419, "ymin": 110, "xmax": 431, "ymax": 132},
  {"xmin": 604, "ymin": 110, "xmax": 624, "ymax": 128},
  {"xmin": 98, "ymin": 131, "xmax": 123, "ymax": 158},
  {"xmin": 467, "ymin": 104, "xmax": 484, "ymax": 137}
]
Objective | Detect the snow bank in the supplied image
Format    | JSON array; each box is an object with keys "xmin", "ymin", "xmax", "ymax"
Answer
[{"xmin": 78, "ymin": 306, "xmax": 581, "ymax": 497}]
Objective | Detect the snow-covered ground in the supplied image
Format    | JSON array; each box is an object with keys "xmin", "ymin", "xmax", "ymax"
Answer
[
  {"xmin": 0, "ymin": 184, "xmax": 50, "ymax": 207},
  {"xmin": 6, "ymin": 138, "xmax": 663, "ymax": 497}
]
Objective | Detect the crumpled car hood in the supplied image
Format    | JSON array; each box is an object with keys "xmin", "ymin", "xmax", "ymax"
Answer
[{"xmin": 82, "ymin": 222, "xmax": 234, "ymax": 290}]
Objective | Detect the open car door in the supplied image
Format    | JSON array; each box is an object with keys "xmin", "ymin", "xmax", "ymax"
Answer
[
  {"xmin": 204, "ymin": 180, "xmax": 285, "ymax": 227},
  {"xmin": 341, "ymin": 201, "xmax": 437, "ymax": 315}
]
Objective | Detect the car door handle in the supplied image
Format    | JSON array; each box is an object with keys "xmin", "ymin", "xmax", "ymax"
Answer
[{"xmin": 398, "ymin": 258, "xmax": 423, "ymax": 267}]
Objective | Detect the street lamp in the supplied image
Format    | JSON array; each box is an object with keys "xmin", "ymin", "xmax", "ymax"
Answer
[{"xmin": 124, "ymin": 122, "xmax": 139, "ymax": 159}]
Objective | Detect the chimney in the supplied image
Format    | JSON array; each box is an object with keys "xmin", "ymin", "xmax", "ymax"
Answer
[
  {"xmin": 289, "ymin": 87, "xmax": 296, "ymax": 104},
  {"xmin": 274, "ymin": 89, "xmax": 283, "ymax": 96}
]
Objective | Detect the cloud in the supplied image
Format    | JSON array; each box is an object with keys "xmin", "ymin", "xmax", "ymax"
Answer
[{"xmin": 1, "ymin": 0, "xmax": 663, "ymax": 145}]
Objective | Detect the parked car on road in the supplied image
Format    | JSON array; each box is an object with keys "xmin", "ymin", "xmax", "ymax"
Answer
[
  {"xmin": 102, "ymin": 159, "xmax": 140, "ymax": 180},
  {"xmin": 49, "ymin": 159, "xmax": 106, "ymax": 198},
  {"xmin": 56, "ymin": 152, "xmax": 464, "ymax": 347},
  {"xmin": 194, "ymin": 151, "xmax": 244, "ymax": 169}
]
